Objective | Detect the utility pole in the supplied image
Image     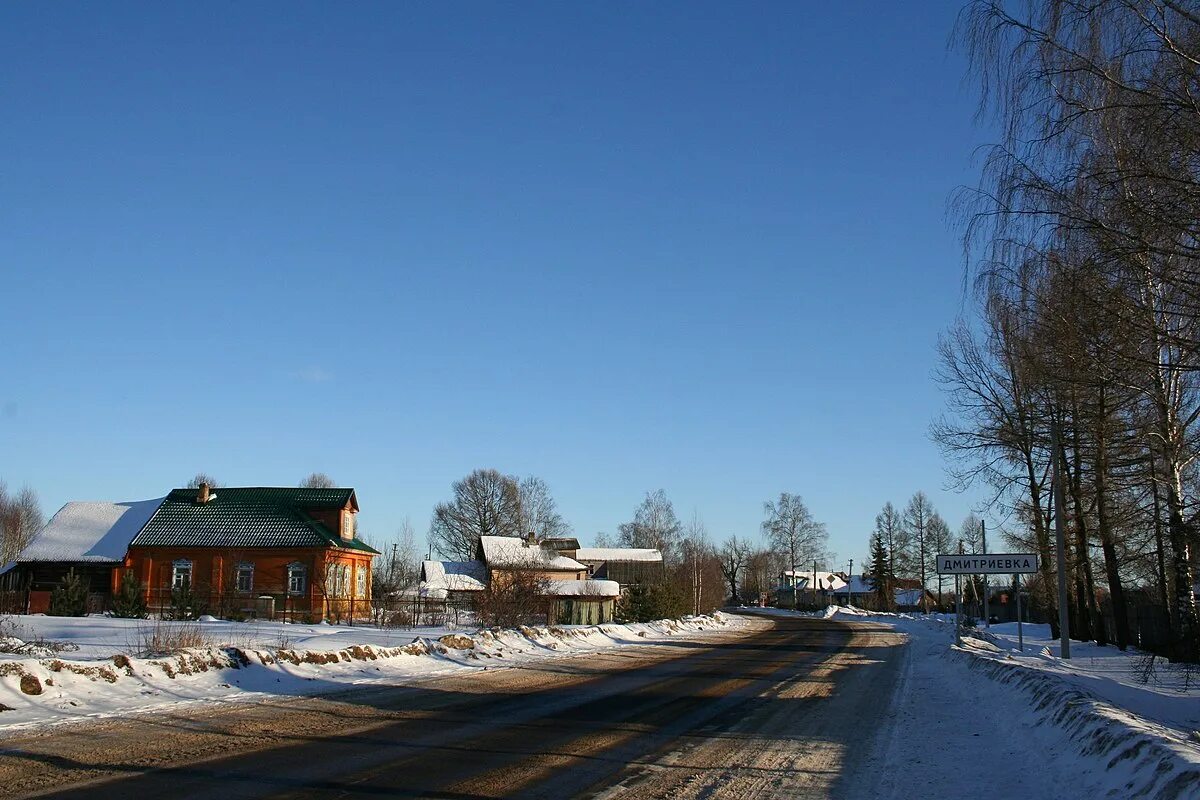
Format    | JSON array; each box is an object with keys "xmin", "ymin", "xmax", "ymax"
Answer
[
  {"xmin": 848, "ymin": 558, "xmax": 853, "ymax": 607},
  {"xmin": 981, "ymin": 519, "xmax": 990, "ymax": 628},
  {"xmin": 1051, "ymin": 421, "xmax": 1072, "ymax": 660}
]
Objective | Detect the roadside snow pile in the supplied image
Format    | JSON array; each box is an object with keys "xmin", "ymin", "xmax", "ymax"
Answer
[
  {"xmin": 0, "ymin": 612, "xmax": 740, "ymax": 732},
  {"xmin": 802, "ymin": 606, "xmax": 1200, "ymax": 799}
]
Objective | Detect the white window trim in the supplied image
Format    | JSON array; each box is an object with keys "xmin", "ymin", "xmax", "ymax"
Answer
[
  {"xmin": 287, "ymin": 562, "xmax": 307, "ymax": 595},
  {"xmin": 235, "ymin": 562, "xmax": 254, "ymax": 593},
  {"xmin": 172, "ymin": 559, "xmax": 193, "ymax": 590}
]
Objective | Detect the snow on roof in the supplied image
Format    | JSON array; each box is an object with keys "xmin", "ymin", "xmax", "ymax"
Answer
[
  {"xmin": 780, "ymin": 571, "xmax": 847, "ymax": 591},
  {"xmin": 832, "ymin": 575, "xmax": 875, "ymax": 594},
  {"xmin": 895, "ymin": 588, "xmax": 929, "ymax": 606},
  {"xmin": 18, "ymin": 498, "xmax": 165, "ymax": 563},
  {"xmin": 545, "ymin": 579, "xmax": 620, "ymax": 598},
  {"xmin": 574, "ymin": 548, "xmax": 662, "ymax": 563},
  {"xmin": 478, "ymin": 536, "xmax": 585, "ymax": 571},
  {"xmin": 420, "ymin": 560, "xmax": 487, "ymax": 592}
]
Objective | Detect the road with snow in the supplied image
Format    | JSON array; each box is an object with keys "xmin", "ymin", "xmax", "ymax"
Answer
[{"xmin": 3, "ymin": 614, "xmax": 908, "ymax": 799}]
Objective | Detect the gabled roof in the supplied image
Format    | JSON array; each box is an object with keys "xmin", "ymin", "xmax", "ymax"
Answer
[
  {"xmin": 18, "ymin": 498, "xmax": 165, "ymax": 563},
  {"xmin": 477, "ymin": 535, "xmax": 585, "ymax": 571},
  {"xmin": 421, "ymin": 560, "xmax": 487, "ymax": 593},
  {"xmin": 832, "ymin": 575, "xmax": 876, "ymax": 595},
  {"xmin": 574, "ymin": 548, "xmax": 662, "ymax": 563},
  {"xmin": 130, "ymin": 487, "xmax": 377, "ymax": 553}
]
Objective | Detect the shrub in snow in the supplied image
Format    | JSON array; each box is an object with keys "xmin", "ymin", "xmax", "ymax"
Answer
[
  {"xmin": 164, "ymin": 583, "xmax": 209, "ymax": 621},
  {"xmin": 616, "ymin": 580, "xmax": 687, "ymax": 623},
  {"xmin": 48, "ymin": 570, "xmax": 87, "ymax": 617},
  {"xmin": 136, "ymin": 620, "xmax": 212, "ymax": 656},
  {"xmin": 110, "ymin": 571, "xmax": 148, "ymax": 619}
]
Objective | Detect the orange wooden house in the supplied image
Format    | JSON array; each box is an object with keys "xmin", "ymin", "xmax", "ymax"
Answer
[{"xmin": 120, "ymin": 484, "xmax": 378, "ymax": 622}]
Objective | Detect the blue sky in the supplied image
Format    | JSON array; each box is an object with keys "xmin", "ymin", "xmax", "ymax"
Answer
[{"xmin": 1, "ymin": 2, "xmax": 992, "ymax": 566}]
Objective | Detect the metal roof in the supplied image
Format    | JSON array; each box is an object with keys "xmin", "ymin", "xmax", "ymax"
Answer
[
  {"xmin": 17, "ymin": 498, "xmax": 165, "ymax": 563},
  {"xmin": 130, "ymin": 487, "xmax": 377, "ymax": 553}
]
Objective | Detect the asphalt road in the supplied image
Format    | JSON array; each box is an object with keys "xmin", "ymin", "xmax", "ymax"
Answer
[{"xmin": 4, "ymin": 614, "xmax": 906, "ymax": 799}]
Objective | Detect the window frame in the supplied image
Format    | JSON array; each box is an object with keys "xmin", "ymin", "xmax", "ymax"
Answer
[
  {"xmin": 171, "ymin": 559, "xmax": 193, "ymax": 590},
  {"xmin": 234, "ymin": 562, "xmax": 254, "ymax": 593},
  {"xmin": 287, "ymin": 562, "xmax": 307, "ymax": 595}
]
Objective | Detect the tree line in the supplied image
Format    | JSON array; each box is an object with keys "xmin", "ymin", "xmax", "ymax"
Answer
[
  {"xmin": 936, "ymin": 0, "xmax": 1200, "ymax": 661},
  {"xmin": 862, "ymin": 493, "xmax": 983, "ymax": 614}
]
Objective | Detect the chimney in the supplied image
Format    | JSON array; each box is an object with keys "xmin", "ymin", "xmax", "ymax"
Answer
[
  {"xmin": 524, "ymin": 530, "xmax": 537, "ymax": 546},
  {"xmin": 196, "ymin": 483, "xmax": 211, "ymax": 504}
]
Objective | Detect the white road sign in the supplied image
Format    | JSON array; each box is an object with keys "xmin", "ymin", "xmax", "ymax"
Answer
[{"xmin": 936, "ymin": 553, "xmax": 1038, "ymax": 575}]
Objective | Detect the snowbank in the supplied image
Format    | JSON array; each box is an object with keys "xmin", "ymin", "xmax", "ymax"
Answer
[
  {"xmin": 798, "ymin": 606, "xmax": 1200, "ymax": 799},
  {"xmin": 0, "ymin": 613, "xmax": 741, "ymax": 734}
]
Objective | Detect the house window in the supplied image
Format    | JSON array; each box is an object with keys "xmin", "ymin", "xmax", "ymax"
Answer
[
  {"xmin": 172, "ymin": 560, "xmax": 193, "ymax": 590},
  {"xmin": 327, "ymin": 563, "xmax": 349, "ymax": 597},
  {"xmin": 287, "ymin": 562, "xmax": 307, "ymax": 595},
  {"xmin": 341, "ymin": 512, "xmax": 354, "ymax": 540},
  {"xmin": 235, "ymin": 562, "xmax": 254, "ymax": 593},
  {"xmin": 355, "ymin": 564, "xmax": 366, "ymax": 597}
]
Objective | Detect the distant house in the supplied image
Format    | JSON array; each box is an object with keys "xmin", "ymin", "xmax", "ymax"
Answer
[
  {"xmin": 832, "ymin": 574, "xmax": 876, "ymax": 607},
  {"xmin": 419, "ymin": 559, "xmax": 488, "ymax": 601},
  {"xmin": 831, "ymin": 576, "xmax": 938, "ymax": 611},
  {"xmin": 124, "ymin": 485, "xmax": 378, "ymax": 621},
  {"xmin": 1, "ymin": 498, "xmax": 164, "ymax": 614},
  {"xmin": 776, "ymin": 570, "xmax": 847, "ymax": 607},
  {"xmin": 420, "ymin": 534, "xmax": 621, "ymax": 624}
]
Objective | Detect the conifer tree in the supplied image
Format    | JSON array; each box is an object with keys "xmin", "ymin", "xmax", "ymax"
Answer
[
  {"xmin": 110, "ymin": 571, "xmax": 148, "ymax": 619},
  {"xmin": 48, "ymin": 569, "xmax": 88, "ymax": 617},
  {"xmin": 868, "ymin": 532, "xmax": 894, "ymax": 612}
]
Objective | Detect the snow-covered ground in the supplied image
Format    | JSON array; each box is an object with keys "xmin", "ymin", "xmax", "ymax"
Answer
[
  {"xmin": 0, "ymin": 612, "xmax": 743, "ymax": 735},
  {"xmin": 763, "ymin": 606, "xmax": 1200, "ymax": 800}
]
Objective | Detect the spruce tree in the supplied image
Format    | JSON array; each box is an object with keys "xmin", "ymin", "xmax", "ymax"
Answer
[
  {"xmin": 868, "ymin": 531, "xmax": 895, "ymax": 612},
  {"xmin": 110, "ymin": 571, "xmax": 148, "ymax": 619},
  {"xmin": 48, "ymin": 569, "xmax": 88, "ymax": 617}
]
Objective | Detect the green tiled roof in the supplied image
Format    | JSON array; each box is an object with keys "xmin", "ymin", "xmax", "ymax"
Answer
[{"xmin": 130, "ymin": 487, "xmax": 379, "ymax": 554}]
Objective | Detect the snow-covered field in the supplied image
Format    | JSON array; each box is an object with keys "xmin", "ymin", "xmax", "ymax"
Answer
[
  {"xmin": 761, "ymin": 606, "xmax": 1200, "ymax": 800},
  {"xmin": 0, "ymin": 612, "xmax": 743, "ymax": 735}
]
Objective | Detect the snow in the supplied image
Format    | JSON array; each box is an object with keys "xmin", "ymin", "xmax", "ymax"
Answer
[
  {"xmin": 770, "ymin": 606, "xmax": 1200, "ymax": 800},
  {"xmin": 573, "ymin": 548, "xmax": 662, "ymax": 562},
  {"xmin": 779, "ymin": 570, "xmax": 846, "ymax": 591},
  {"xmin": 420, "ymin": 560, "xmax": 487, "ymax": 593},
  {"xmin": 478, "ymin": 535, "xmax": 585, "ymax": 571},
  {"xmin": 17, "ymin": 498, "xmax": 164, "ymax": 563},
  {"xmin": 544, "ymin": 579, "xmax": 620, "ymax": 597},
  {"xmin": 831, "ymin": 574, "xmax": 874, "ymax": 594},
  {"xmin": 0, "ymin": 612, "xmax": 743, "ymax": 734},
  {"xmin": 893, "ymin": 588, "xmax": 927, "ymax": 606}
]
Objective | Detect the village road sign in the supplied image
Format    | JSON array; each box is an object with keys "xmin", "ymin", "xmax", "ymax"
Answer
[{"xmin": 936, "ymin": 553, "xmax": 1038, "ymax": 575}]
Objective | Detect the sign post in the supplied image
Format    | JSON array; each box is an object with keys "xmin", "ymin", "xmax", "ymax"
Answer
[
  {"xmin": 937, "ymin": 554, "xmax": 1039, "ymax": 649},
  {"xmin": 981, "ymin": 519, "xmax": 989, "ymax": 628},
  {"xmin": 1015, "ymin": 574, "xmax": 1023, "ymax": 650}
]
